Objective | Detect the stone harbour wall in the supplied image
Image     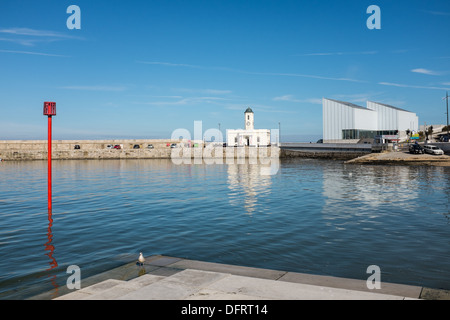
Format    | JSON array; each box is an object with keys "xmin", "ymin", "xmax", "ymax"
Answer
[
  {"xmin": 0, "ymin": 139, "xmax": 176, "ymax": 160},
  {"xmin": 0, "ymin": 140, "xmax": 280, "ymax": 161}
]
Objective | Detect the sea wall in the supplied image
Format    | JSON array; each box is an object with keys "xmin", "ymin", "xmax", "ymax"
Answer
[
  {"xmin": 0, "ymin": 140, "xmax": 280, "ymax": 161},
  {"xmin": 280, "ymin": 149, "xmax": 369, "ymax": 160},
  {"xmin": 0, "ymin": 139, "xmax": 175, "ymax": 160}
]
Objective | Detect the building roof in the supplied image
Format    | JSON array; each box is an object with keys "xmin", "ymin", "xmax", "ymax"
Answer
[
  {"xmin": 323, "ymin": 98, "xmax": 374, "ymax": 111},
  {"xmin": 244, "ymin": 107, "xmax": 254, "ymax": 113},
  {"xmin": 367, "ymin": 101, "xmax": 414, "ymax": 113}
]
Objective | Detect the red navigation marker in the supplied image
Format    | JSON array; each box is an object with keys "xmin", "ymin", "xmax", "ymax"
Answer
[{"xmin": 43, "ymin": 102, "xmax": 56, "ymax": 211}]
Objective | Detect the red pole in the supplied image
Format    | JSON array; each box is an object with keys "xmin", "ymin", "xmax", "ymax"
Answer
[
  {"xmin": 48, "ymin": 115, "xmax": 52, "ymax": 211},
  {"xmin": 43, "ymin": 101, "xmax": 55, "ymax": 212}
]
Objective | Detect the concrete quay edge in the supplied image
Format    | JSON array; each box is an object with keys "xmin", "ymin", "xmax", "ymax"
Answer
[{"xmin": 39, "ymin": 255, "xmax": 450, "ymax": 300}]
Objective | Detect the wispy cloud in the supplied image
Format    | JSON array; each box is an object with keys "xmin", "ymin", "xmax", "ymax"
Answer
[
  {"xmin": 0, "ymin": 37, "xmax": 40, "ymax": 46},
  {"xmin": 133, "ymin": 96, "xmax": 230, "ymax": 106},
  {"xmin": 379, "ymin": 82, "xmax": 450, "ymax": 91},
  {"xmin": 296, "ymin": 51, "xmax": 378, "ymax": 56},
  {"xmin": 174, "ymin": 88, "xmax": 232, "ymax": 95},
  {"xmin": 60, "ymin": 86, "xmax": 127, "ymax": 92},
  {"xmin": 411, "ymin": 68, "xmax": 441, "ymax": 75},
  {"xmin": 137, "ymin": 60, "xmax": 366, "ymax": 83},
  {"xmin": 424, "ymin": 10, "xmax": 450, "ymax": 16},
  {"xmin": 332, "ymin": 92, "xmax": 384, "ymax": 104},
  {"xmin": 253, "ymin": 71, "xmax": 365, "ymax": 83},
  {"xmin": 136, "ymin": 61, "xmax": 202, "ymax": 68},
  {"xmin": 0, "ymin": 49, "xmax": 69, "ymax": 57},
  {"xmin": 0, "ymin": 27, "xmax": 83, "ymax": 46},
  {"xmin": 273, "ymin": 95, "xmax": 322, "ymax": 104}
]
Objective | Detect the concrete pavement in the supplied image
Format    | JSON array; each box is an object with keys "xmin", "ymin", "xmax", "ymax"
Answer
[{"xmin": 45, "ymin": 255, "xmax": 450, "ymax": 300}]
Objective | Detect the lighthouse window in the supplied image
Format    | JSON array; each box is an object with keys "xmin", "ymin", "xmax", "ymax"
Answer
[{"xmin": 247, "ymin": 115, "xmax": 249, "ymax": 120}]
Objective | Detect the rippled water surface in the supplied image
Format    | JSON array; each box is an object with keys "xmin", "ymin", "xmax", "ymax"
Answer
[{"xmin": 0, "ymin": 159, "xmax": 449, "ymax": 299}]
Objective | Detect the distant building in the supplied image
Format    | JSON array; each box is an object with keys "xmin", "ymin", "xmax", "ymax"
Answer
[
  {"xmin": 226, "ymin": 107, "xmax": 271, "ymax": 146},
  {"xmin": 322, "ymin": 98, "xmax": 419, "ymax": 143}
]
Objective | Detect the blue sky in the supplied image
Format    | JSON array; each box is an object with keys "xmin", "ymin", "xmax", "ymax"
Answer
[{"xmin": 0, "ymin": 0, "xmax": 449, "ymax": 141}]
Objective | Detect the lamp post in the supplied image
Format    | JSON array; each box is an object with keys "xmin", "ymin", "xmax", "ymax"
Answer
[
  {"xmin": 43, "ymin": 102, "xmax": 56, "ymax": 211},
  {"xmin": 278, "ymin": 122, "xmax": 281, "ymax": 146},
  {"xmin": 445, "ymin": 92, "xmax": 449, "ymax": 138}
]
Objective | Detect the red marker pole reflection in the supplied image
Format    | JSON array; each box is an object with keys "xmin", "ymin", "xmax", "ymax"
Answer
[
  {"xmin": 45, "ymin": 209, "xmax": 58, "ymax": 270},
  {"xmin": 45, "ymin": 208, "xmax": 59, "ymax": 296}
]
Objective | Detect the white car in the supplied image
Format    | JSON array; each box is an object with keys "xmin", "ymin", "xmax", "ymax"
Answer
[{"xmin": 423, "ymin": 145, "xmax": 444, "ymax": 155}]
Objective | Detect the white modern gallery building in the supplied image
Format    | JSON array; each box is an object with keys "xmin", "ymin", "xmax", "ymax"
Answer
[{"xmin": 322, "ymin": 98, "xmax": 419, "ymax": 143}]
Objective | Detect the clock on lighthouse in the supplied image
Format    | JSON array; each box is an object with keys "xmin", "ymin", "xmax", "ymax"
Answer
[{"xmin": 244, "ymin": 107, "xmax": 254, "ymax": 130}]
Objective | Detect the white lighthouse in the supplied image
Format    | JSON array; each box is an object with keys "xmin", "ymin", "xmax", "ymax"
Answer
[
  {"xmin": 244, "ymin": 107, "xmax": 254, "ymax": 130},
  {"xmin": 226, "ymin": 107, "xmax": 271, "ymax": 147}
]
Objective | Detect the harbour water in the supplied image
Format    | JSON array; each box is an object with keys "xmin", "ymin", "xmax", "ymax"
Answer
[{"xmin": 0, "ymin": 159, "xmax": 449, "ymax": 299}]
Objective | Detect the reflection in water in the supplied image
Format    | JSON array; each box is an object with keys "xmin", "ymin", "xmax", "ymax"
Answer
[
  {"xmin": 321, "ymin": 164, "xmax": 450, "ymax": 223},
  {"xmin": 227, "ymin": 163, "xmax": 272, "ymax": 214},
  {"xmin": 322, "ymin": 165, "xmax": 421, "ymax": 216},
  {"xmin": 44, "ymin": 209, "xmax": 58, "ymax": 297}
]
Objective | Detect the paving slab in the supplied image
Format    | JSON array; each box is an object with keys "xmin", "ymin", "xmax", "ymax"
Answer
[
  {"xmin": 167, "ymin": 258, "xmax": 286, "ymax": 280},
  {"xmin": 85, "ymin": 275, "xmax": 166, "ymax": 300},
  {"xmin": 146, "ymin": 256, "xmax": 184, "ymax": 267},
  {"xmin": 204, "ymin": 274, "xmax": 406, "ymax": 300},
  {"xmin": 420, "ymin": 287, "xmax": 450, "ymax": 300},
  {"xmin": 186, "ymin": 288, "xmax": 266, "ymax": 300},
  {"xmin": 119, "ymin": 279, "xmax": 195, "ymax": 300},
  {"xmin": 278, "ymin": 271, "xmax": 422, "ymax": 299}
]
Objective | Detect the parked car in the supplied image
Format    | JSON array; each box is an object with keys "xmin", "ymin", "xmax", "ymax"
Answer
[
  {"xmin": 133, "ymin": 144, "xmax": 140, "ymax": 149},
  {"xmin": 113, "ymin": 145, "xmax": 121, "ymax": 149},
  {"xmin": 170, "ymin": 143, "xmax": 177, "ymax": 148},
  {"xmin": 409, "ymin": 144, "xmax": 424, "ymax": 154},
  {"xmin": 74, "ymin": 145, "xmax": 81, "ymax": 150},
  {"xmin": 106, "ymin": 144, "xmax": 113, "ymax": 149},
  {"xmin": 147, "ymin": 144, "xmax": 154, "ymax": 149},
  {"xmin": 423, "ymin": 145, "xmax": 444, "ymax": 155}
]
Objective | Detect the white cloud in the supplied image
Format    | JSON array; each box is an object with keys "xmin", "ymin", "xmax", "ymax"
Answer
[
  {"xmin": 250, "ymin": 71, "xmax": 365, "ymax": 83},
  {"xmin": 411, "ymin": 68, "xmax": 440, "ymax": 75},
  {"xmin": 138, "ymin": 60, "xmax": 366, "ymax": 83},
  {"xmin": 133, "ymin": 96, "xmax": 229, "ymax": 106},
  {"xmin": 273, "ymin": 95, "xmax": 296, "ymax": 101},
  {"xmin": 273, "ymin": 95, "xmax": 322, "ymax": 104},
  {"xmin": 0, "ymin": 49, "xmax": 69, "ymax": 57},
  {"xmin": 379, "ymin": 82, "xmax": 450, "ymax": 90},
  {"xmin": 136, "ymin": 61, "xmax": 202, "ymax": 68},
  {"xmin": 332, "ymin": 92, "xmax": 383, "ymax": 104},
  {"xmin": 0, "ymin": 27, "xmax": 84, "ymax": 46},
  {"xmin": 424, "ymin": 10, "xmax": 450, "ymax": 16},
  {"xmin": 60, "ymin": 86, "xmax": 127, "ymax": 92},
  {"xmin": 174, "ymin": 88, "xmax": 232, "ymax": 95},
  {"xmin": 297, "ymin": 51, "xmax": 378, "ymax": 56}
]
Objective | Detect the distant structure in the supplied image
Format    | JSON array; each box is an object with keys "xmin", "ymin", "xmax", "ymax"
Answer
[
  {"xmin": 322, "ymin": 98, "xmax": 419, "ymax": 143},
  {"xmin": 226, "ymin": 107, "xmax": 271, "ymax": 146}
]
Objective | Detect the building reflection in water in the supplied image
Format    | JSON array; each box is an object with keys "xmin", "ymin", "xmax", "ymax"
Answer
[
  {"xmin": 227, "ymin": 162, "xmax": 272, "ymax": 215},
  {"xmin": 321, "ymin": 164, "xmax": 436, "ymax": 218},
  {"xmin": 44, "ymin": 208, "xmax": 58, "ymax": 297}
]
